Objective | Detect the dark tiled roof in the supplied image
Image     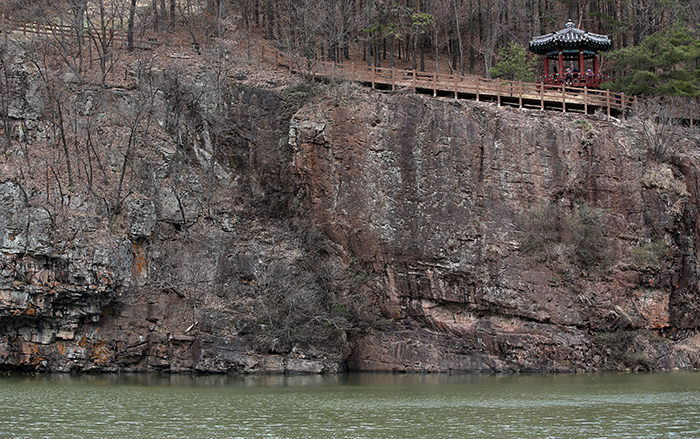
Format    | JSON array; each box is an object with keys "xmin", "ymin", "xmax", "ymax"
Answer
[{"xmin": 529, "ymin": 20, "xmax": 612, "ymax": 54}]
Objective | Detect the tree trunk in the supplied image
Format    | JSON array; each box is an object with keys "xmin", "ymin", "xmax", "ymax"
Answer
[
  {"xmin": 453, "ymin": 0, "xmax": 464, "ymax": 75},
  {"xmin": 412, "ymin": 34, "xmax": 417, "ymax": 71},
  {"xmin": 389, "ymin": 34, "xmax": 394, "ymax": 68},
  {"xmin": 254, "ymin": 0, "xmax": 259, "ymax": 26},
  {"xmin": 469, "ymin": 0, "xmax": 474, "ymax": 74},
  {"xmin": 266, "ymin": 1, "xmax": 274, "ymax": 40},
  {"xmin": 75, "ymin": 0, "xmax": 87, "ymax": 72},
  {"xmin": 435, "ymin": 20, "xmax": 439, "ymax": 77},
  {"xmin": 128, "ymin": 0, "xmax": 137, "ymax": 50},
  {"xmin": 152, "ymin": 0, "xmax": 159, "ymax": 32},
  {"xmin": 375, "ymin": 39, "xmax": 381, "ymax": 67},
  {"xmin": 420, "ymin": 35, "xmax": 425, "ymax": 72},
  {"xmin": 56, "ymin": 100, "xmax": 74, "ymax": 188}
]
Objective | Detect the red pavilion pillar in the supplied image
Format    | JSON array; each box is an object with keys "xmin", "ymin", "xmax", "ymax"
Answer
[
  {"xmin": 544, "ymin": 56, "xmax": 549, "ymax": 78},
  {"xmin": 558, "ymin": 49, "xmax": 564, "ymax": 83},
  {"xmin": 593, "ymin": 52, "xmax": 599, "ymax": 85},
  {"xmin": 593, "ymin": 52, "xmax": 599, "ymax": 74},
  {"xmin": 578, "ymin": 49, "xmax": 584, "ymax": 85}
]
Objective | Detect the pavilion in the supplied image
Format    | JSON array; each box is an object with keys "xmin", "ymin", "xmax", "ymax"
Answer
[{"xmin": 528, "ymin": 20, "xmax": 612, "ymax": 88}]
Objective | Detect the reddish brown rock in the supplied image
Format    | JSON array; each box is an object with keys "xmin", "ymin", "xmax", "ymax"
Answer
[{"xmin": 291, "ymin": 90, "xmax": 700, "ymax": 372}]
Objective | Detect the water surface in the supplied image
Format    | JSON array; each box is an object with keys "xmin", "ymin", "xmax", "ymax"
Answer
[{"xmin": 1, "ymin": 372, "xmax": 699, "ymax": 438}]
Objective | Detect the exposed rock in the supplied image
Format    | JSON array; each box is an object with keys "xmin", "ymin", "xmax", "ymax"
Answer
[
  {"xmin": 126, "ymin": 198, "xmax": 157, "ymax": 239},
  {"xmin": 290, "ymin": 90, "xmax": 700, "ymax": 372}
]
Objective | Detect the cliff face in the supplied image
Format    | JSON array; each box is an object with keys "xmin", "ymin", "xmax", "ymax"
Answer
[
  {"xmin": 1, "ymin": 41, "xmax": 699, "ymax": 372},
  {"xmin": 290, "ymin": 90, "xmax": 700, "ymax": 372},
  {"xmin": 0, "ymin": 43, "xmax": 349, "ymax": 373}
]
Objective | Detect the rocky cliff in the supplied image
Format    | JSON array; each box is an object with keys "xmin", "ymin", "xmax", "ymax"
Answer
[
  {"xmin": 289, "ymin": 87, "xmax": 700, "ymax": 372},
  {"xmin": 1, "ymin": 40, "xmax": 699, "ymax": 373}
]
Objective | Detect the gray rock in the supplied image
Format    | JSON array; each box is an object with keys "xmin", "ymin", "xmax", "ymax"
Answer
[{"xmin": 126, "ymin": 198, "xmax": 157, "ymax": 239}]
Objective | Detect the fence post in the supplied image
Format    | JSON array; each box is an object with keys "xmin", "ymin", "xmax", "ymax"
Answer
[
  {"xmin": 454, "ymin": 75, "xmax": 458, "ymax": 99},
  {"xmin": 391, "ymin": 67, "xmax": 395, "ymax": 91},
  {"xmin": 540, "ymin": 82, "xmax": 544, "ymax": 110},
  {"xmin": 433, "ymin": 72, "xmax": 437, "ymax": 97},
  {"xmin": 584, "ymin": 86, "xmax": 588, "ymax": 114},
  {"xmin": 691, "ymin": 99, "xmax": 695, "ymax": 127},
  {"xmin": 606, "ymin": 90, "xmax": 611, "ymax": 117},
  {"xmin": 561, "ymin": 85, "xmax": 566, "ymax": 112},
  {"xmin": 690, "ymin": 99, "xmax": 695, "ymax": 127},
  {"xmin": 412, "ymin": 69, "xmax": 416, "ymax": 92},
  {"xmin": 274, "ymin": 50, "xmax": 278, "ymax": 70},
  {"xmin": 372, "ymin": 66, "xmax": 375, "ymax": 89},
  {"xmin": 620, "ymin": 92, "xmax": 625, "ymax": 118},
  {"xmin": 497, "ymin": 80, "xmax": 501, "ymax": 106},
  {"xmin": 518, "ymin": 80, "xmax": 523, "ymax": 108}
]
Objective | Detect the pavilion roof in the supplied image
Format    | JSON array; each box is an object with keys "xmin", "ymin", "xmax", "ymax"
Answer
[{"xmin": 529, "ymin": 20, "xmax": 612, "ymax": 56}]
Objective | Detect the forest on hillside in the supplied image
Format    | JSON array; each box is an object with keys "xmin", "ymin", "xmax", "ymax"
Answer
[{"xmin": 4, "ymin": 0, "xmax": 700, "ymax": 94}]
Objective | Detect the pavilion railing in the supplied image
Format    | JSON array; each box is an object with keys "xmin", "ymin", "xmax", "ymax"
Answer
[{"xmin": 537, "ymin": 73, "xmax": 610, "ymax": 89}]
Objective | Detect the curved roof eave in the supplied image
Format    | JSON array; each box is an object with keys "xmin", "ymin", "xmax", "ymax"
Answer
[{"xmin": 528, "ymin": 20, "xmax": 612, "ymax": 54}]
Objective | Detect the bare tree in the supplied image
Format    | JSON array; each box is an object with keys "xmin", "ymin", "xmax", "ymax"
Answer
[
  {"xmin": 472, "ymin": 0, "xmax": 510, "ymax": 78},
  {"xmin": 633, "ymin": 96, "xmax": 690, "ymax": 163},
  {"xmin": 85, "ymin": 0, "xmax": 117, "ymax": 86},
  {"xmin": 276, "ymin": 0, "xmax": 328, "ymax": 78},
  {"xmin": 0, "ymin": 43, "xmax": 14, "ymax": 148}
]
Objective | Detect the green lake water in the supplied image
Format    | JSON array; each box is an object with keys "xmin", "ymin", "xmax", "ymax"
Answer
[{"xmin": 1, "ymin": 372, "xmax": 699, "ymax": 438}]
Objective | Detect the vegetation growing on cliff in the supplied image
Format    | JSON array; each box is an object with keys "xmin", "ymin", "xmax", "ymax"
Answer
[
  {"xmin": 593, "ymin": 330, "xmax": 669, "ymax": 371},
  {"xmin": 631, "ymin": 96, "xmax": 690, "ymax": 163},
  {"xmin": 522, "ymin": 201, "xmax": 609, "ymax": 271}
]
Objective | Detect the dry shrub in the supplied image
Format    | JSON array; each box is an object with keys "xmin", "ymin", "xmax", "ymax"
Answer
[{"xmin": 521, "ymin": 200, "xmax": 609, "ymax": 270}]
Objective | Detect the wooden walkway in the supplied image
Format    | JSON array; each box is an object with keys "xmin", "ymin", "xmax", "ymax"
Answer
[
  {"xmin": 262, "ymin": 47, "xmax": 636, "ymax": 117},
  {"xmin": 261, "ymin": 48, "xmax": 700, "ymax": 124}
]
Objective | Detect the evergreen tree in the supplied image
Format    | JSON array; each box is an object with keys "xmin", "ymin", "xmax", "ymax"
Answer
[
  {"xmin": 605, "ymin": 26, "xmax": 700, "ymax": 97},
  {"xmin": 488, "ymin": 43, "xmax": 536, "ymax": 82}
]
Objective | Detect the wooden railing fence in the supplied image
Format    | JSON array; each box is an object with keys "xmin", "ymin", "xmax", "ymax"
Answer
[
  {"xmin": 262, "ymin": 47, "xmax": 700, "ymax": 124},
  {"xmin": 0, "ymin": 15, "xmax": 190, "ymax": 49}
]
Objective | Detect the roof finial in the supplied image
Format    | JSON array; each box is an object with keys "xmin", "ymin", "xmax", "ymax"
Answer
[{"xmin": 565, "ymin": 19, "xmax": 575, "ymax": 29}]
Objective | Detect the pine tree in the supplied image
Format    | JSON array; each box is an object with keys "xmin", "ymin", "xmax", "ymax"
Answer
[
  {"xmin": 605, "ymin": 27, "xmax": 700, "ymax": 97},
  {"xmin": 488, "ymin": 42, "xmax": 536, "ymax": 82}
]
